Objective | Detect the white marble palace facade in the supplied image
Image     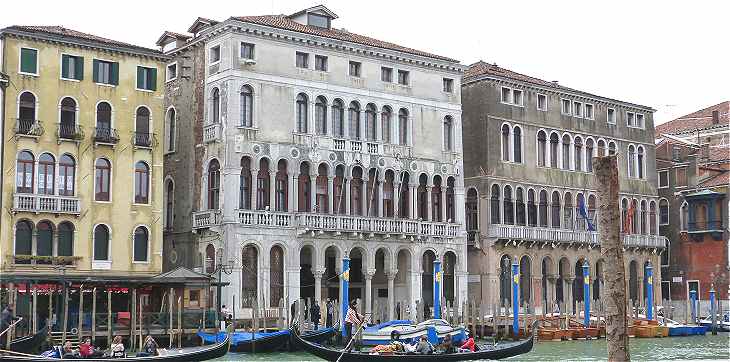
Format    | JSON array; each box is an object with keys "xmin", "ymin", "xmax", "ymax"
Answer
[{"xmin": 163, "ymin": 6, "xmax": 466, "ymax": 319}]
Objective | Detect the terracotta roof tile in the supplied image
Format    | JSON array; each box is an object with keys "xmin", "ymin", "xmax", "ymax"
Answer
[
  {"xmin": 708, "ymin": 146, "xmax": 730, "ymax": 162},
  {"xmin": 698, "ymin": 171, "xmax": 730, "ymax": 188},
  {"xmin": 2, "ymin": 25, "xmax": 162, "ymax": 55},
  {"xmin": 656, "ymin": 101, "xmax": 729, "ymax": 135},
  {"xmin": 232, "ymin": 15, "xmax": 458, "ymax": 63}
]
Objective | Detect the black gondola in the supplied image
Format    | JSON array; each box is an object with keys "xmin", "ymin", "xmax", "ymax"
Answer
[
  {"xmin": 0, "ymin": 333, "xmax": 230, "ymax": 362},
  {"xmin": 9, "ymin": 327, "xmax": 48, "ymax": 353},
  {"xmin": 199, "ymin": 330, "xmax": 291, "ymax": 353},
  {"xmin": 291, "ymin": 322, "xmax": 537, "ymax": 362},
  {"xmin": 301, "ymin": 327, "xmax": 337, "ymax": 345}
]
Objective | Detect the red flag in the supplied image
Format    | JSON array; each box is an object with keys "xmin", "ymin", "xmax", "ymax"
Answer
[{"xmin": 624, "ymin": 201, "xmax": 635, "ymax": 234}]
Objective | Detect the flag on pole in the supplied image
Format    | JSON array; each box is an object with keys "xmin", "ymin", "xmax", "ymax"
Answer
[{"xmin": 578, "ymin": 197, "xmax": 595, "ymax": 231}]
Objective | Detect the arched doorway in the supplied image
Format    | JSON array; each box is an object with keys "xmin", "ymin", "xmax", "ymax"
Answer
[
  {"xmin": 395, "ymin": 249, "xmax": 411, "ymax": 319},
  {"xmin": 270, "ymin": 245, "xmax": 284, "ymax": 307},
  {"xmin": 241, "ymin": 244, "xmax": 258, "ymax": 307},
  {"xmin": 373, "ymin": 248, "xmax": 390, "ymax": 322},
  {"xmin": 324, "ymin": 246, "xmax": 341, "ymax": 302},
  {"xmin": 300, "ymin": 245, "xmax": 315, "ymax": 301},
  {"xmin": 499, "ymin": 254, "xmax": 512, "ymax": 307},
  {"xmin": 421, "ymin": 250, "xmax": 436, "ymax": 318},
  {"xmin": 594, "ymin": 259, "xmax": 604, "ymax": 301},
  {"xmin": 629, "ymin": 260, "xmax": 638, "ymax": 305},
  {"xmin": 443, "ymin": 252, "xmax": 457, "ymax": 306},
  {"xmin": 349, "ymin": 248, "xmax": 366, "ymax": 302},
  {"xmin": 557, "ymin": 257, "xmax": 570, "ymax": 306},
  {"xmin": 541, "ymin": 256, "xmax": 553, "ymax": 311},
  {"xmin": 519, "ymin": 255, "xmax": 531, "ymax": 308}
]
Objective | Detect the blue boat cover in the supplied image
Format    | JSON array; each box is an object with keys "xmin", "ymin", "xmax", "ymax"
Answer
[{"xmin": 198, "ymin": 330, "xmax": 290, "ymax": 345}]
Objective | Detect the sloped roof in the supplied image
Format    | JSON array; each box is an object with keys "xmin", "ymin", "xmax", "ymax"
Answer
[
  {"xmin": 698, "ymin": 171, "xmax": 730, "ymax": 188},
  {"xmin": 1, "ymin": 25, "xmax": 162, "ymax": 55},
  {"xmin": 152, "ymin": 267, "xmax": 212, "ymax": 283},
  {"xmin": 288, "ymin": 4, "xmax": 338, "ymax": 19},
  {"xmin": 187, "ymin": 17, "xmax": 219, "ymax": 34},
  {"xmin": 656, "ymin": 101, "xmax": 729, "ymax": 135},
  {"xmin": 708, "ymin": 146, "xmax": 730, "ymax": 162},
  {"xmin": 156, "ymin": 31, "xmax": 191, "ymax": 47},
  {"xmin": 231, "ymin": 14, "xmax": 458, "ymax": 63},
  {"xmin": 464, "ymin": 61, "xmax": 653, "ymax": 110}
]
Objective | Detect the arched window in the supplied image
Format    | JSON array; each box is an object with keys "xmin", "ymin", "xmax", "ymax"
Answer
[
  {"xmin": 551, "ymin": 191, "xmax": 561, "ymax": 228},
  {"xmin": 315, "ymin": 96, "xmax": 327, "ymax": 135},
  {"xmin": 18, "ymin": 92, "xmax": 36, "ymax": 133},
  {"xmin": 562, "ymin": 134, "xmax": 571, "ymax": 170},
  {"xmin": 57, "ymin": 222, "xmax": 74, "ymax": 257},
  {"xmin": 349, "ymin": 101, "xmax": 361, "ymax": 140},
  {"xmin": 134, "ymin": 107, "xmax": 151, "ymax": 147},
  {"xmin": 628, "ymin": 145, "xmax": 636, "ymax": 178},
  {"xmin": 298, "ymin": 162, "xmax": 312, "ymax": 212},
  {"xmin": 398, "ymin": 172, "xmax": 410, "ymax": 218},
  {"xmin": 59, "ymin": 154, "xmax": 75, "ymax": 196},
  {"xmin": 93, "ymin": 224, "xmax": 110, "ymax": 261},
  {"xmin": 466, "ymin": 189, "xmax": 478, "ymax": 241},
  {"xmin": 608, "ymin": 141, "xmax": 617, "ymax": 156},
  {"xmin": 576, "ymin": 193, "xmax": 585, "ymax": 230},
  {"xmin": 417, "ymin": 174, "xmax": 428, "ymax": 220},
  {"xmin": 398, "ymin": 108, "xmax": 408, "ymax": 145},
  {"xmin": 351, "ymin": 167, "xmax": 364, "ymax": 215},
  {"xmin": 207, "ymin": 159, "xmax": 220, "ymax": 209},
  {"xmin": 549, "ymin": 132, "xmax": 559, "ymax": 168},
  {"xmin": 588, "ymin": 195, "xmax": 597, "ymax": 231},
  {"xmin": 384, "ymin": 170, "xmax": 395, "ymax": 217},
  {"xmin": 165, "ymin": 180, "xmax": 174, "ymax": 229},
  {"xmin": 574, "ymin": 136, "xmax": 583, "ymax": 172},
  {"xmin": 637, "ymin": 146, "xmax": 645, "ymax": 179},
  {"xmin": 444, "ymin": 116, "xmax": 454, "ymax": 151},
  {"xmin": 446, "ymin": 177, "xmax": 455, "ymax": 222},
  {"xmin": 649, "ymin": 201, "xmax": 657, "ymax": 234},
  {"xmin": 37, "ymin": 153, "xmax": 55, "ymax": 195},
  {"xmin": 365, "ymin": 103, "xmax": 377, "ymax": 141},
  {"xmin": 211, "ymin": 88, "xmax": 220, "ymax": 123},
  {"xmin": 621, "ymin": 198, "xmax": 629, "ymax": 230},
  {"xmin": 680, "ymin": 201, "xmax": 688, "ymax": 230},
  {"xmin": 490, "ymin": 184, "xmax": 501, "ymax": 224},
  {"xmin": 240, "ymin": 157, "xmax": 252, "ymax": 209},
  {"xmin": 59, "ymin": 97, "xmax": 77, "ymax": 139},
  {"xmin": 316, "ymin": 164, "xmax": 329, "ymax": 213},
  {"xmin": 597, "ymin": 139, "xmax": 606, "ymax": 156},
  {"xmin": 503, "ymin": 185, "xmax": 514, "ymax": 225},
  {"xmin": 631, "ymin": 199, "xmax": 639, "ymax": 234},
  {"xmin": 133, "ymin": 226, "xmax": 149, "ymax": 262},
  {"xmin": 527, "ymin": 189, "xmax": 537, "ymax": 226},
  {"xmin": 563, "ymin": 192, "xmax": 573, "ymax": 229},
  {"xmin": 241, "ymin": 85, "xmax": 253, "ymax": 127},
  {"xmin": 538, "ymin": 190, "xmax": 548, "ymax": 227},
  {"xmin": 275, "ymin": 160, "xmax": 288, "ymax": 212},
  {"xmin": 241, "ymin": 245, "xmax": 258, "ymax": 306},
  {"xmin": 166, "ymin": 108, "xmax": 176, "ymax": 151},
  {"xmin": 36, "ymin": 221, "xmax": 53, "ymax": 261},
  {"xmin": 513, "ymin": 125, "xmax": 522, "ymax": 163},
  {"xmin": 95, "ymin": 158, "xmax": 111, "ymax": 201},
  {"xmin": 134, "ymin": 161, "xmax": 150, "ymax": 204},
  {"xmin": 501, "ymin": 124, "xmax": 510, "ymax": 161},
  {"xmin": 14, "ymin": 221, "xmax": 33, "ymax": 260},
  {"xmin": 332, "ymin": 99, "xmax": 344, "ymax": 138},
  {"xmin": 585, "ymin": 138, "xmax": 594, "ymax": 172},
  {"xmin": 537, "ymin": 130, "xmax": 547, "ymax": 167},
  {"xmin": 516, "ymin": 187, "xmax": 526, "ymax": 226},
  {"xmin": 95, "ymin": 102, "xmax": 114, "ymax": 143},
  {"xmin": 431, "ymin": 176, "xmax": 442, "ymax": 221},
  {"xmin": 269, "ymin": 245, "xmax": 284, "ymax": 307},
  {"xmin": 205, "ymin": 244, "xmax": 216, "ymax": 274},
  {"xmin": 296, "ymin": 93, "xmax": 308, "ymax": 133},
  {"xmin": 659, "ymin": 199, "xmax": 669, "ymax": 225},
  {"xmin": 257, "ymin": 159, "xmax": 270, "ymax": 210},
  {"xmin": 381, "ymin": 106, "xmax": 392, "ymax": 143},
  {"xmin": 363, "ymin": 169, "xmax": 377, "ymax": 216},
  {"xmin": 640, "ymin": 200, "xmax": 647, "ymax": 234},
  {"xmin": 334, "ymin": 165, "xmax": 346, "ymax": 214}
]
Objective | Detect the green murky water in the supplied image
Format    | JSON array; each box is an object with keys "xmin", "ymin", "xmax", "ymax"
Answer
[{"xmin": 211, "ymin": 333, "xmax": 729, "ymax": 361}]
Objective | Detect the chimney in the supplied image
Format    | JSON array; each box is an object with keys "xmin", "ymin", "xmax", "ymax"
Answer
[
  {"xmin": 712, "ymin": 110, "xmax": 719, "ymax": 124},
  {"xmin": 701, "ymin": 144, "xmax": 710, "ymax": 159}
]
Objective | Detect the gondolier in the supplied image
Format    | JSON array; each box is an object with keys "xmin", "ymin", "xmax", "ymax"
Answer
[{"xmin": 344, "ymin": 300, "xmax": 364, "ymax": 346}]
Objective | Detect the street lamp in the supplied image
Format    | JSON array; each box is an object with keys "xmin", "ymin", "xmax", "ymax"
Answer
[{"xmin": 212, "ymin": 255, "xmax": 234, "ymax": 330}]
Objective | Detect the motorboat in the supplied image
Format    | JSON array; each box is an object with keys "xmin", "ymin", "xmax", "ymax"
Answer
[
  {"xmin": 698, "ymin": 313, "xmax": 730, "ymax": 332},
  {"xmin": 659, "ymin": 317, "xmax": 707, "ymax": 336},
  {"xmin": 361, "ymin": 319, "xmax": 466, "ymax": 346}
]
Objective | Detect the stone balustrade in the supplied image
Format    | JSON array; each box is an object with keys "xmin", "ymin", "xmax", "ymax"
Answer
[
  {"xmin": 487, "ymin": 224, "xmax": 667, "ymax": 248},
  {"xmin": 13, "ymin": 194, "xmax": 81, "ymax": 214}
]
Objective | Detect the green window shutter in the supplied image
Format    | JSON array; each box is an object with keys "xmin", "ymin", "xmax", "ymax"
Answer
[
  {"xmin": 20, "ymin": 48, "xmax": 38, "ymax": 74},
  {"xmin": 149, "ymin": 68, "xmax": 157, "ymax": 91},
  {"xmin": 110, "ymin": 62, "xmax": 119, "ymax": 85},
  {"xmin": 75, "ymin": 56, "xmax": 84, "ymax": 80},
  {"xmin": 136, "ymin": 67, "xmax": 144, "ymax": 89},
  {"xmin": 61, "ymin": 55, "xmax": 69, "ymax": 79},
  {"xmin": 92, "ymin": 59, "xmax": 99, "ymax": 83}
]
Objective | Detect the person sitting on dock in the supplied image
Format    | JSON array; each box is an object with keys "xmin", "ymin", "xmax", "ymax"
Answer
[
  {"xmin": 415, "ymin": 335, "xmax": 433, "ymax": 354},
  {"xmin": 137, "ymin": 335, "xmax": 159, "ymax": 357},
  {"xmin": 110, "ymin": 335, "xmax": 125, "ymax": 358}
]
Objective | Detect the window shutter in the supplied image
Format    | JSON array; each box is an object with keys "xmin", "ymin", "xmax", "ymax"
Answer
[
  {"xmin": 149, "ymin": 68, "xmax": 157, "ymax": 91},
  {"xmin": 20, "ymin": 48, "xmax": 37, "ymax": 74},
  {"xmin": 61, "ymin": 55, "xmax": 69, "ymax": 79},
  {"xmin": 92, "ymin": 59, "xmax": 99, "ymax": 83},
  {"xmin": 136, "ymin": 67, "xmax": 144, "ymax": 89},
  {"xmin": 110, "ymin": 62, "xmax": 119, "ymax": 85},
  {"xmin": 75, "ymin": 56, "xmax": 84, "ymax": 80}
]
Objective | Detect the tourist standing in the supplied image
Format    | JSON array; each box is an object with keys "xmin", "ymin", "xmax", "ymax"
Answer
[{"xmin": 325, "ymin": 299, "xmax": 334, "ymax": 328}]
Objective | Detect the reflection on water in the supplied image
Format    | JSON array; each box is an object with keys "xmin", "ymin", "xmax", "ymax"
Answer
[{"xmin": 212, "ymin": 333, "xmax": 730, "ymax": 361}]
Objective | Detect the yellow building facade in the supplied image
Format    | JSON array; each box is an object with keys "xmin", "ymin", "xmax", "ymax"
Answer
[{"xmin": 0, "ymin": 26, "xmax": 168, "ymax": 282}]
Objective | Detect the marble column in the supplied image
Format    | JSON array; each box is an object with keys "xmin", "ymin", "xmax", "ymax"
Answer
[
  {"xmin": 310, "ymin": 175, "xmax": 317, "ymax": 212},
  {"xmin": 362, "ymin": 175, "xmax": 369, "ymax": 216},
  {"xmin": 441, "ymin": 186, "xmax": 447, "ymax": 222},
  {"xmin": 345, "ymin": 178, "xmax": 351, "ymax": 214},
  {"xmin": 547, "ymin": 275, "xmax": 557, "ymax": 313},
  {"xmin": 328, "ymin": 176, "xmax": 335, "ymax": 214},
  {"xmin": 409, "ymin": 184, "xmax": 417, "ymax": 220},
  {"xmin": 365, "ymin": 269, "xmax": 375, "ymax": 315},
  {"xmin": 426, "ymin": 184, "xmax": 432, "ymax": 221},
  {"xmin": 269, "ymin": 171, "xmax": 276, "ymax": 210},
  {"xmin": 638, "ymin": 277, "xmax": 644, "ymax": 308},
  {"xmin": 377, "ymin": 182, "xmax": 384, "ymax": 217},
  {"xmin": 314, "ymin": 269, "xmax": 325, "ymax": 303},
  {"xmin": 393, "ymin": 182, "xmax": 401, "ymax": 217},
  {"xmin": 290, "ymin": 173, "xmax": 298, "ymax": 212},
  {"xmin": 251, "ymin": 168, "xmax": 259, "ymax": 210},
  {"xmin": 566, "ymin": 277, "xmax": 575, "ymax": 314},
  {"xmin": 387, "ymin": 271, "xmax": 396, "ymax": 320},
  {"xmin": 222, "ymin": 167, "xmax": 240, "ymax": 222}
]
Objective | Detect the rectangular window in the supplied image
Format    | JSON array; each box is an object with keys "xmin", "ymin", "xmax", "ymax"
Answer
[
  {"xmin": 573, "ymin": 101, "xmax": 583, "ymax": 117},
  {"xmin": 381, "ymin": 67, "xmax": 393, "ymax": 82},
  {"xmin": 61, "ymin": 54, "xmax": 84, "ymax": 80},
  {"xmin": 512, "ymin": 89, "xmax": 523, "ymax": 106},
  {"xmin": 675, "ymin": 167, "xmax": 687, "ymax": 187},
  {"xmin": 585, "ymin": 103, "xmax": 594, "ymax": 119},
  {"xmin": 349, "ymin": 61, "xmax": 361, "ymax": 77},
  {"xmin": 166, "ymin": 63, "xmax": 177, "ymax": 81},
  {"xmin": 93, "ymin": 59, "xmax": 118, "ymax": 85},
  {"xmin": 315, "ymin": 55, "xmax": 328, "ymax": 71},
  {"xmin": 210, "ymin": 45, "xmax": 221, "ymax": 64},
  {"xmin": 627, "ymin": 111, "xmax": 636, "ymax": 127},
  {"xmin": 296, "ymin": 52, "xmax": 309, "ymax": 68},
  {"xmin": 658, "ymin": 170, "xmax": 669, "ymax": 188},
  {"xmin": 501, "ymin": 87, "xmax": 512, "ymax": 104},
  {"xmin": 607, "ymin": 108, "xmax": 616, "ymax": 124},
  {"xmin": 20, "ymin": 48, "xmax": 38, "ymax": 74},
  {"xmin": 240, "ymin": 42, "xmax": 255, "ymax": 59},
  {"xmin": 308, "ymin": 13, "xmax": 330, "ymax": 28},
  {"xmin": 561, "ymin": 99, "xmax": 572, "ymax": 115},
  {"xmin": 397, "ymin": 69, "xmax": 409, "ymax": 85},
  {"xmin": 672, "ymin": 147, "xmax": 681, "ymax": 160},
  {"xmin": 636, "ymin": 113, "xmax": 645, "ymax": 128},
  {"xmin": 443, "ymin": 78, "xmax": 454, "ymax": 93},
  {"xmin": 537, "ymin": 94, "xmax": 547, "ymax": 111},
  {"xmin": 136, "ymin": 66, "xmax": 157, "ymax": 91}
]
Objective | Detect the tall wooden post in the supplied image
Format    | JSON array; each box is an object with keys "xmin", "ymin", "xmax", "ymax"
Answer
[
  {"xmin": 130, "ymin": 288, "xmax": 137, "ymax": 351},
  {"xmin": 177, "ymin": 296, "xmax": 182, "ymax": 348},
  {"xmin": 62, "ymin": 288, "xmax": 69, "ymax": 344},
  {"xmin": 48, "ymin": 289, "xmax": 53, "ymax": 330},
  {"xmin": 138, "ymin": 293, "xmax": 143, "ymax": 350},
  {"xmin": 594, "ymin": 156, "xmax": 630, "ymax": 361},
  {"xmin": 168, "ymin": 289, "xmax": 174, "ymax": 349},
  {"xmin": 107, "ymin": 289, "xmax": 112, "ymax": 348},
  {"xmin": 32, "ymin": 287, "xmax": 38, "ymax": 334},
  {"xmin": 78, "ymin": 286, "xmax": 84, "ymax": 340},
  {"xmin": 92, "ymin": 287, "xmax": 97, "ymax": 343}
]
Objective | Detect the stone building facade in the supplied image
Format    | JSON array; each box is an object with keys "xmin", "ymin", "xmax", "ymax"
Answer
[
  {"xmin": 159, "ymin": 5, "xmax": 467, "ymax": 320},
  {"xmin": 461, "ymin": 61, "xmax": 667, "ymax": 314}
]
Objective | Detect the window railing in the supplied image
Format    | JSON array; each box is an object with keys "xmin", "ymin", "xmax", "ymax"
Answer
[
  {"xmin": 57, "ymin": 123, "xmax": 84, "ymax": 141},
  {"xmin": 13, "ymin": 193, "xmax": 81, "ymax": 214},
  {"xmin": 203, "ymin": 124, "xmax": 221, "ymax": 143},
  {"xmin": 487, "ymin": 224, "xmax": 667, "ymax": 248},
  {"xmin": 7, "ymin": 254, "xmax": 81, "ymax": 267},
  {"xmin": 192, "ymin": 209, "xmax": 222, "ymax": 228},
  {"xmin": 93, "ymin": 127, "xmax": 119, "ymax": 144},
  {"xmin": 15, "ymin": 118, "xmax": 44, "ymax": 137},
  {"xmin": 133, "ymin": 132, "xmax": 156, "ymax": 148}
]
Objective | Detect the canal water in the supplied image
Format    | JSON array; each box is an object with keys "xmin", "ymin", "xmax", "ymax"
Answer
[{"xmin": 211, "ymin": 334, "xmax": 729, "ymax": 361}]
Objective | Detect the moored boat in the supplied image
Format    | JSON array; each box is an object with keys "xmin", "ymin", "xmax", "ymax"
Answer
[
  {"xmin": 199, "ymin": 329, "xmax": 289, "ymax": 353},
  {"xmin": 9, "ymin": 327, "xmax": 48, "ymax": 353},
  {"xmin": 698, "ymin": 314, "xmax": 730, "ymax": 332},
  {"xmin": 361, "ymin": 319, "xmax": 466, "ymax": 346}
]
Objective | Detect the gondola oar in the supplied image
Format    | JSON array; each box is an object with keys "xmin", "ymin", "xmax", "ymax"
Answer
[
  {"xmin": 0, "ymin": 317, "xmax": 23, "ymax": 341},
  {"xmin": 336, "ymin": 313, "xmax": 370, "ymax": 362}
]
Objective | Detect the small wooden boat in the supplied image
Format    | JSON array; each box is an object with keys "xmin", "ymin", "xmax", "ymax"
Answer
[
  {"xmin": 9, "ymin": 327, "xmax": 48, "ymax": 353},
  {"xmin": 0, "ymin": 333, "xmax": 230, "ymax": 361},
  {"xmin": 291, "ymin": 322, "xmax": 537, "ymax": 362},
  {"xmin": 199, "ymin": 330, "xmax": 290, "ymax": 353}
]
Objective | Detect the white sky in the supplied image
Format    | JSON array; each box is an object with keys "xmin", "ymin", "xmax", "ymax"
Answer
[{"xmin": 3, "ymin": 0, "xmax": 727, "ymax": 124}]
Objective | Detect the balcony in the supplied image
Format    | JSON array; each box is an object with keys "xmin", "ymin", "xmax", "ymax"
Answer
[
  {"xmin": 192, "ymin": 209, "xmax": 222, "ymax": 229},
  {"xmin": 487, "ymin": 224, "xmax": 667, "ymax": 249},
  {"xmin": 6, "ymin": 254, "xmax": 81, "ymax": 268},
  {"xmin": 14, "ymin": 118, "xmax": 44, "ymax": 138},
  {"xmin": 132, "ymin": 132, "xmax": 156, "ymax": 148},
  {"xmin": 13, "ymin": 194, "xmax": 81, "ymax": 215},
  {"xmin": 687, "ymin": 220, "xmax": 723, "ymax": 233},
  {"xmin": 93, "ymin": 127, "xmax": 119, "ymax": 145},
  {"xmin": 203, "ymin": 123, "xmax": 221, "ymax": 143},
  {"xmin": 57, "ymin": 123, "xmax": 84, "ymax": 142}
]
